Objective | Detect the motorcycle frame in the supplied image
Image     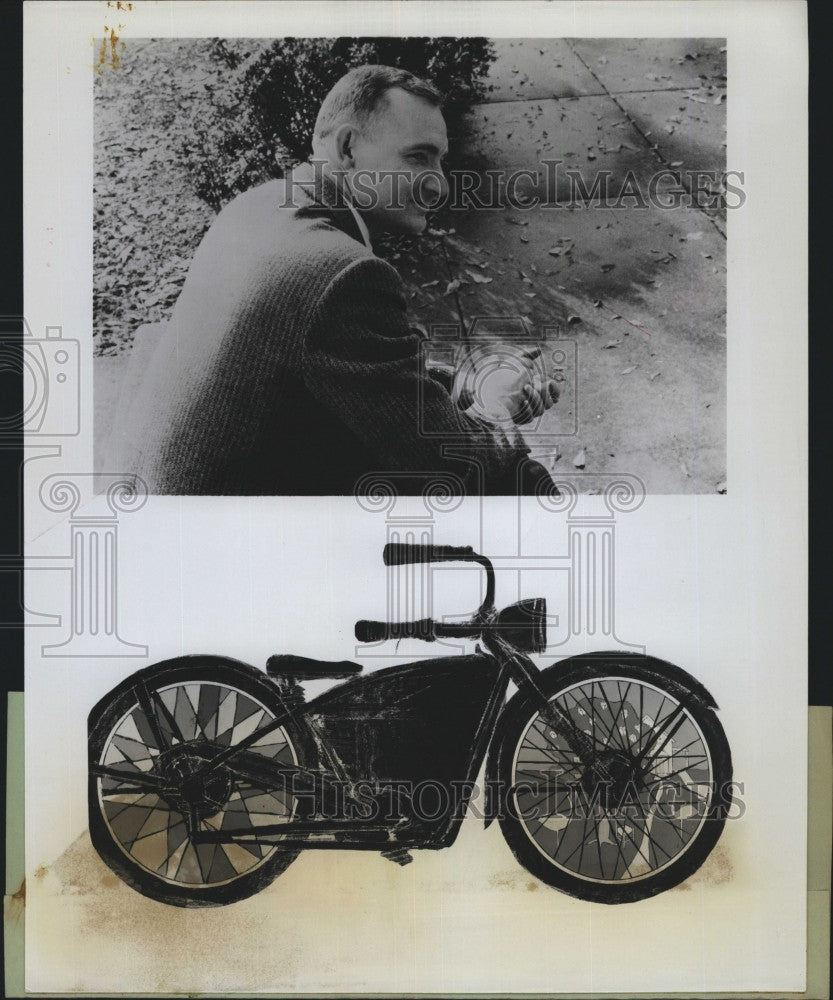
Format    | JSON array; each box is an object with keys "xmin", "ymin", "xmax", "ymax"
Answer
[
  {"xmin": 183, "ymin": 634, "xmax": 721, "ymax": 855},
  {"xmin": 188, "ymin": 635, "xmax": 526, "ymax": 853}
]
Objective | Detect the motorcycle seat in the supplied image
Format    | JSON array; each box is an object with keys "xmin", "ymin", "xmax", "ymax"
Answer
[{"xmin": 266, "ymin": 654, "xmax": 363, "ymax": 681}]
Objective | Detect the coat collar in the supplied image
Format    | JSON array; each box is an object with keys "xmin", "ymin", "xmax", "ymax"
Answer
[{"xmin": 289, "ymin": 160, "xmax": 372, "ymax": 250}]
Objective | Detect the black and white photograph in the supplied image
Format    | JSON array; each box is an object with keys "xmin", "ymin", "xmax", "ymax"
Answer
[
  {"xmin": 20, "ymin": 1, "xmax": 809, "ymax": 996},
  {"xmin": 94, "ymin": 34, "xmax": 729, "ymax": 495}
]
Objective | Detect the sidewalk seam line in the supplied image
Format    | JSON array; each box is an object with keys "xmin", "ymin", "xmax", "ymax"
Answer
[{"xmin": 563, "ymin": 41, "xmax": 727, "ymax": 242}]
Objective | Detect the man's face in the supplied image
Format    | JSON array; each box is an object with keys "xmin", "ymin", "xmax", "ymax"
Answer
[{"xmin": 346, "ymin": 88, "xmax": 449, "ymax": 237}]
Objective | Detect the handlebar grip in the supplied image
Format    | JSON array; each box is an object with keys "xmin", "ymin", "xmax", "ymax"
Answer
[
  {"xmin": 383, "ymin": 543, "xmax": 477, "ymax": 566},
  {"xmin": 355, "ymin": 618, "xmax": 436, "ymax": 643}
]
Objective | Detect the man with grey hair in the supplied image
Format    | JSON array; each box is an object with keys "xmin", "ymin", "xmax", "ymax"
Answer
[{"xmin": 107, "ymin": 64, "xmax": 559, "ymax": 495}]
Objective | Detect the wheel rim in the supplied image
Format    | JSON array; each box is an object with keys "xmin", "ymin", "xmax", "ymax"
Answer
[
  {"xmin": 95, "ymin": 679, "xmax": 298, "ymax": 889},
  {"xmin": 511, "ymin": 676, "xmax": 715, "ymax": 884}
]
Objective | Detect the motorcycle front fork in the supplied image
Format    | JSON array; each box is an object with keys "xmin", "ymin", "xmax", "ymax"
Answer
[{"xmin": 482, "ymin": 632, "xmax": 608, "ymax": 777}]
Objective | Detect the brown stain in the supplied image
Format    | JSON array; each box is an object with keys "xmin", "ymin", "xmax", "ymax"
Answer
[
  {"xmin": 34, "ymin": 864, "xmax": 49, "ymax": 880},
  {"xmin": 95, "ymin": 1, "xmax": 133, "ymax": 74},
  {"xmin": 489, "ymin": 870, "xmax": 528, "ymax": 890},
  {"xmin": 526, "ymin": 880, "xmax": 539, "ymax": 892},
  {"xmin": 46, "ymin": 832, "xmax": 300, "ymax": 992},
  {"xmin": 96, "ymin": 28, "xmax": 121, "ymax": 73},
  {"xmin": 5, "ymin": 877, "xmax": 25, "ymax": 922},
  {"xmin": 672, "ymin": 843, "xmax": 733, "ymax": 892},
  {"xmin": 698, "ymin": 842, "xmax": 733, "ymax": 886}
]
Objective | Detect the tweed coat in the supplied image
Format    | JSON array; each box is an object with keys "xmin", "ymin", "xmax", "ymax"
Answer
[{"xmin": 106, "ymin": 161, "xmax": 549, "ymax": 495}]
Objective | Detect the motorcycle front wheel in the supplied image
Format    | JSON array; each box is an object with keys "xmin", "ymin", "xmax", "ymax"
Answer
[
  {"xmin": 88, "ymin": 657, "xmax": 316, "ymax": 907},
  {"xmin": 496, "ymin": 658, "xmax": 733, "ymax": 903}
]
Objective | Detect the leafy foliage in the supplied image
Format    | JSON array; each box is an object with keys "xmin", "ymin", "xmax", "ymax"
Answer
[{"xmin": 186, "ymin": 36, "xmax": 496, "ymax": 210}]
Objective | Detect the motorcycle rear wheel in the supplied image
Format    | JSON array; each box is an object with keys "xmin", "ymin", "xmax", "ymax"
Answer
[
  {"xmin": 496, "ymin": 658, "xmax": 732, "ymax": 903},
  {"xmin": 88, "ymin": 657, "xmax": 315, "ymax": 907}
]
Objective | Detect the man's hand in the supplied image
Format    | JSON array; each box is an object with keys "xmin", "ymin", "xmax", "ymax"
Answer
[{"xmin": 453, "ymin": 345, "xmax": 560, "ymax": 427}]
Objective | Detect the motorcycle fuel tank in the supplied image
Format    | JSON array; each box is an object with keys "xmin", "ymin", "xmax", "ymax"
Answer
[{"xmin": 307, "ymin": 653, "xmax": 503, "ymax": 832}]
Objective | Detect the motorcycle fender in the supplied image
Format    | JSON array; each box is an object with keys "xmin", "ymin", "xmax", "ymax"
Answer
[
  {"xmin": 87, "ymin": 654, "xmax": 265, "ymax": 733},
  {"xmin": 482, "ymin": 651, "xmax": 719, "ymax": 828}
]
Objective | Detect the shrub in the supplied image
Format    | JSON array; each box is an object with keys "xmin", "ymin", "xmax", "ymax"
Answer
[{"xmin": 181, "ymin": 36, "xmax": 496, "ymax": 210}]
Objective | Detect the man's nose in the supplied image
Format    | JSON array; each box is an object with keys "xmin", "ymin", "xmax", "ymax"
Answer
[{"xmin": 416, "ymin": 169, "xmax": 448, "ymax": 208}]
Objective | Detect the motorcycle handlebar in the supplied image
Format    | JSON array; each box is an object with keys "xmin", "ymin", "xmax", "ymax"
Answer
[
  {"xmin": 355, "ymin": 618, "xmax": 435, "ymax": 643},
  {"xmin": 354, "ymin": 618, "xmax": 483, "ymax": 644},
  {"xmin": 381, "ymin": 543, "xmax": 496, "ymax": 618},
  {"xmin": 383, "ymin": 543, "xmax": 477, "ymax": 566}
]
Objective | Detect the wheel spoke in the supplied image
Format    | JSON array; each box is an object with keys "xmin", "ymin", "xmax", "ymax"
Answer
[
  {"xmin": 95, "ymin": 676, "xmax": 303, "ymax": 891},
  {"xmin": 92, "ymin": 763, "xmax": 167, "ymax": 791},
  {"xmin": 642, "ymin": 758, "xmax": 710, "ymax": 787},
  {"xmin": 512, "ymin": 674, "xmax": 721, "ymax": 887},
  {"xmin": 636, "ymin": 702, "xmax": 684, "ymax": 762},
  {"xmin": 135, "ymin": 678, "xmax": 169, "ymax": 752},
  {"xmin": 150, "ymin": 687, "xmax": 185, "ymax": 745},
  {"xmin": 605, "ymin": 681, "xmax": 632, "ymax": 752}
]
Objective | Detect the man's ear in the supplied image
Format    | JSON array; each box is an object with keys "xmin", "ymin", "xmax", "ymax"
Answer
[{"xmin": 333, "ymin": 124, "xmax": 358, "ymax": 169}]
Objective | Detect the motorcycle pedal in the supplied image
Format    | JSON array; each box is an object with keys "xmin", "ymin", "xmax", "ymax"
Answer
[{"xmin": 381, "ymin": 848, "xmax": 413, "ymax": 867}]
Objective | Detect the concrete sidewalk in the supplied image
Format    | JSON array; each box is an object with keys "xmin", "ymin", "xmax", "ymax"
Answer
[{"xmin": 404, "ymin": 38, "xmax": 727, "ymax": 494}]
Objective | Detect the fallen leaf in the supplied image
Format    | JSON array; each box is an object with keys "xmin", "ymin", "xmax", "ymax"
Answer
[
  {"xmin": 567, "ymin": 314, "xmax": 582, "ymax": 325},
  {"xmin": 420, "ymin": 279, "xmax": 439, "ymax": 288},
  {"xmin": 620, "ymin": 366, "xmax": 637, "ymax": 375},
  {"xmin": 648, "ymin": 371, "xmax": 661, "ymax": 381},
  {"xmin": 572, "ymin": 449, "xmax": 587, "ymax": 469},
  {"xmin": 520, "ymin": 235, "xmax": 529, "ymax": 243},
  {"xmin": 593, "ymin": 299, "xmax": 603, "ymax": 308},
  {"xmin": 601, "ymin": 263, "xmax": 616, "ymax": 272},
  {"xmin": 466, "ymin": 269, "xmax": 493, "ymax": 284},
  {"xmin": 680, "ymin": 461, "xmax": 690, "ymax": 478},
  {"xmin": 670, "ymin": 160, "xmax": 683, "ymax": 167},
  {"xmin": 603, "ymin": 340, "xmax": 620, "ymax": 349},
  {"xmin": 684, "ymin": 231, "xmax": 704, "ymax": 241},
  {"xmin": 443, "ymin": 279, "xmax": 462, "ymax": 296},
  {"xmin": 548, "ymin": 247, "xmax": 563, "ymax": 256}
]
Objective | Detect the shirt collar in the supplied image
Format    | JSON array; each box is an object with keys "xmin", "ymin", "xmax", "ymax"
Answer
[{"xmin": 345, "ymin": 197, "xmax": 372, "ymax": 251}]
